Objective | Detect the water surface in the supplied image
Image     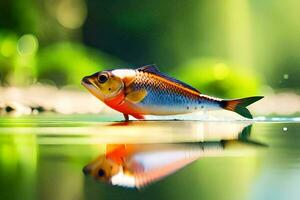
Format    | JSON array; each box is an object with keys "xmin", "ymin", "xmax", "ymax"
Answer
[{"xmin": 0, "ymin": 115, "xmax": 299, "ymax": 200}]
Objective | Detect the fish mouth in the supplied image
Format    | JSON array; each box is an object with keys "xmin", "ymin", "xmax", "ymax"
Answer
[
  {"xmin": 81, "ymin": 76, "xmax": 105, "ymax": 100},
  {"xmin": 82, "ymin": 165, "xmax": 91, "ymax": 175},
  {"xmin": 81, "ymin": 76, "xmax": 92, "ymax": 86}
]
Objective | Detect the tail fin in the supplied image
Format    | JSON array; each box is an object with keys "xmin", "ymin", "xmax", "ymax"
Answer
[{"xmin": 220, "ymin": 96, "xmax": 264, "ymax": 119}]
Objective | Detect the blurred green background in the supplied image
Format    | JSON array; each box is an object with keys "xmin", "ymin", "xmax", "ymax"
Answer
[
  {"xmin": 0, "ymin": 2, "xmax": 300, "ymax": 200},
  {"xmin": 0, "ymin": 0, "xmax": 299, "ymax": 98}
]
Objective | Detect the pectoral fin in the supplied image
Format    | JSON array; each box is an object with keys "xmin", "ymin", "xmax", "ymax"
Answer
[
  {"xmin": 125, "ymin": 89, "xmax": 147, "ymax": 103},
  {"xmin": 122, "ymin": 76, "xmax": 135, "ymax": 87}
]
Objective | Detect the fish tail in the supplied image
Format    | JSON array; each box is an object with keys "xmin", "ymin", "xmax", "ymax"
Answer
[{"xmin": 220, "ymin": 96, "xmax": 264, "ymax": 119}]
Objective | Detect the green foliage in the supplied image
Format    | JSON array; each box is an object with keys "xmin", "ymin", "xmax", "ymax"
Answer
[
  {"xmin": 1, "ymin": 0, "xmax": 300, "ymax": 91},
  {"xmin": 0, "ymin": 35, "xmax": 122, "ymax": 87},
  {"xmin": 0, "ymin": 32, "xmax": 37, "ymax": 86},
  {"xmin": 0, "ymin": 32, "xmax": 18, "ymax": 84},
  {"xmin": 37, "ymin": 42, "xmax": 122, "ymax": 87},
  {"xmin": 175, "ymin": 58, "xmax": 262, "ymax": 98}
]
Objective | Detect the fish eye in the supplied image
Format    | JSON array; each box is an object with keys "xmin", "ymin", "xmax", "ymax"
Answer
[
  {"xmin": 98, "ymin": 74, "xmax": 108, "ymax": 83},
  {"xmin": 98, "ymin": 169, "xmax": 105, "ymax": 177}
]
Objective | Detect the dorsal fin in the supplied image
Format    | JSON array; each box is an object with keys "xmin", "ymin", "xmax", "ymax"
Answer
[
  {"xmin": 137, "ymin": 64, "xmax": 160, "ymax": 73},
  {"xmin": 137, "ymin": 65, "xmax": 201, "ymax": 94}
]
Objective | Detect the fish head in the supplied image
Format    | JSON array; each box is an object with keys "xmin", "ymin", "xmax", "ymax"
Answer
[
  {"xmin": 82, "ymin": 155, "xmax": 121, "ymax": 182},
  {"xmin": 81, "ymin": 70, "xmax": 124, "ymax": 101}
]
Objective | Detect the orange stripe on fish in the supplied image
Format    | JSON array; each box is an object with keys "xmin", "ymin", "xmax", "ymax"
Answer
[
  {"xmin": 145, "ymin": 72, "xmax": 200, "ymax": 96},
  {"xmin": 223, "ymin": 99, "xmax": 241, "ymax": 111}
]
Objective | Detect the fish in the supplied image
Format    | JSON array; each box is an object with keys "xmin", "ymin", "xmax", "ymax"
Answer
[
  {"xmin": 82, "ymin": 125, "xmax": 266, "ymax": 188},
  {"xmin": 81, "ymin": 65, "xmax": 263, "ymax": 121},
  {"xmin": 82, "ymin": 143, "xmax": 225, "ymax": 188}
]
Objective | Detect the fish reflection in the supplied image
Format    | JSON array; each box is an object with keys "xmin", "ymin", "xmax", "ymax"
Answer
[{"xmin": 83, "ymin": 125, "xmax": 266, "ymax": 188}]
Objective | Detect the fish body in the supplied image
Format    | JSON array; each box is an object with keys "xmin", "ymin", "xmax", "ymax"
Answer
[
  {"xmin": 126, "ymin": 68, "xmax": 219, "ymax": 114},
  {"xmin": 82, "ymin": 65, "xmax": 263, "ymax": 120}
]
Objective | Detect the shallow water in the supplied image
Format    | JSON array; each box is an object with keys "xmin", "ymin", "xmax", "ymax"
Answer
[{"xmin": 0, "ymin": 114, "xmax": 299, "ymax": 200}]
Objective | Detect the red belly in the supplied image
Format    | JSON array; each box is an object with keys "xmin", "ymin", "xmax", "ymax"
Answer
[{"xmin": 104, "ymin": 92, "xmax": 145, "ymax": 119}]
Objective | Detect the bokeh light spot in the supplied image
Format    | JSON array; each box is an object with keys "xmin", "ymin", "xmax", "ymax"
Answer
[
  {"xmin": 56, "ymin": 0, "xmax": 87, "ymax": 29},
  {"xmin": 17, "ymin": 34, "xmax": 39, "ymax": 56},
  {"xmin": 214, "ymin": 63, "xmax": 229, "ymax": 80},
  {"xmin": 283, "ymin": 74, "xmax": 289, "ymax": 80}
]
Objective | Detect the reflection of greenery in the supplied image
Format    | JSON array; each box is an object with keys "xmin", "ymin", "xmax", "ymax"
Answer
[
  {"xmin": 0, "ymin": 133, "xmax": 38, "ymax": 200},
  {"xmin": 176, "ymin": 59, "xmax": 262, "ymax": 98}
]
